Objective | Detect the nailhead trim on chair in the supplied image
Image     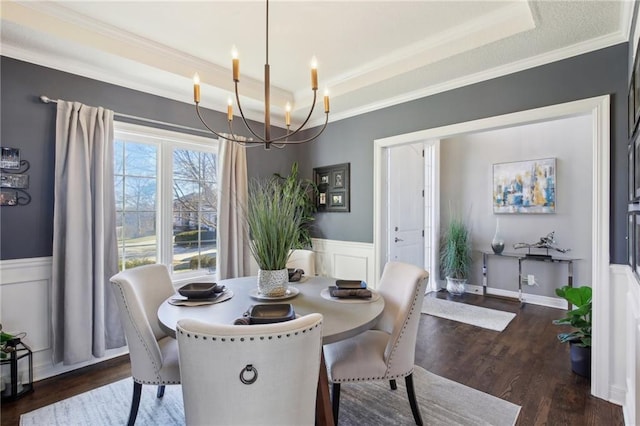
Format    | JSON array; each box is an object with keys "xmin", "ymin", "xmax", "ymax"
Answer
[
  {"xmin": 113, "ymin": 283, "xmax": 167, "ymax": 383},
  {"xmin": 385, "ymin": 276, "xmax": 425, "ymax": 374},
  {"xmin": 332, "ymin": 275, "xmax": 426, "ymax": 384},
  {"xmin": 135, "ymin": 378, "xmax": 181, "ymax": 385},
  {"xmin": 177, "ymin": 322, "xmax": 321, "ymax": 342}
]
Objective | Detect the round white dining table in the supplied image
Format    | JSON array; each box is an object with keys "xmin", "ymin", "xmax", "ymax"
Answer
[
  {"xmin": 157, "ymin": 275, "xmax": 384, "ymax": 426},
  {"xmin": 157, "ymin": 275, "xmax": 385, "ymax": 345}
]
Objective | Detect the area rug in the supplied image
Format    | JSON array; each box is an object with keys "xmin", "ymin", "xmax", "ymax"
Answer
[
  {"xmin": 20, "ymin": 366, "xmax": 520, "ymax": 426},
  {"xmin": 422, "ymin": 296, "xmax": 516, "ymax": 332}
]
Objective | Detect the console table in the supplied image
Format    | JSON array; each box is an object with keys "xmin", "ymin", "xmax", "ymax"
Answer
[{"xmin": 481, "ymin": 251, "xmax": 578, "ymax": 306}]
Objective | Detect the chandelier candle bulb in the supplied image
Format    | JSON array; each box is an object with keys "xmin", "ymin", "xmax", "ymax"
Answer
[
  {"xmin": 227, "ymin": 98, "xmax": 233, "ymax": 121},
  {"xmin": 324, "ymin": 90, "xmax": 330, "ymax": 113},
  {"xmin": 285, "ymin": 103, "xmax": 291, "ymax": 126},
  {"xmin": 311, "ymin": 57, "xmax": 318, "ymax": 90},
  {"xmin": 193, "ymin": 73, "xmax": 201, "ymax": 103},
  {"xmin": 232, "ymin": 47, "xmax": 239, "ymax": 82}
]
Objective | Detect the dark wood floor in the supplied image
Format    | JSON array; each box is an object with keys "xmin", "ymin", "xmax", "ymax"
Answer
[{"xmin": 1, "ymin": 292, "xmax": 624, "ymax": 425}]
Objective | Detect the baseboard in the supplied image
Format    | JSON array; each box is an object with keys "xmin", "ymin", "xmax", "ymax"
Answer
[
  {"xmin": 34, "ymin": 347, "xmax": 129, "ymax": 381},
  {"xmin": 485, "ymin": 287, "xmax": 567, "ymax": 309},
  {"xmin": 464, "ymin": 284, "xmax": 483, "ymax": 295}
]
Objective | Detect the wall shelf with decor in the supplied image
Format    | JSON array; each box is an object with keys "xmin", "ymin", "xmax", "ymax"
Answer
[{"xmin": 0, "ymin": 147, "xmax": 31, "ymax": 206}]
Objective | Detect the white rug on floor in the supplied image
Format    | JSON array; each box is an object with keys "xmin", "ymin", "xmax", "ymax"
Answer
[
  {"xmin": 20, "ymin": 366, "xmax": 520, "ymax": 426},
  {"xmin": 422, "ymin": 295, "xmax": 516, "ymax": 332}
]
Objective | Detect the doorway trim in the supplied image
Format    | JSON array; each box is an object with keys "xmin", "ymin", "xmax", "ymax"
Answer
[{"xmin": 373, "ymin": 95, "xmax": 610, "ymax": 400}]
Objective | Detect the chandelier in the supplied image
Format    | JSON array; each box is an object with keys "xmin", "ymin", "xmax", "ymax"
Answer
[{"xmin": 192, "ymin": 0, "xmax": 330, "ymax": 150}]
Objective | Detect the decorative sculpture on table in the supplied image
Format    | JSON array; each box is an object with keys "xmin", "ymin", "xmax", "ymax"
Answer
[{"xmin": 513, "ymin": 231, "xmax": 570, "ymax": 258}]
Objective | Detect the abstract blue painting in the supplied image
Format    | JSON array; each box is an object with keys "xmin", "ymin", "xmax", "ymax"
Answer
[{"xmin": 493, "ymin": 158, "xmax": 556, "ymax": 214}]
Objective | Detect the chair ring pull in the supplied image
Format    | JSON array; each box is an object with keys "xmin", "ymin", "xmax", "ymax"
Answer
[{"xmin": 239, "ymin": 364, "xmax": 258, "ymax": 385}]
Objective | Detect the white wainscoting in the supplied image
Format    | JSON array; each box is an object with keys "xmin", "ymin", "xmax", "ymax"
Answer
[
  {"xmin": 613, "ymin": 265, "xmax": 640, "ymax": 426},
  {"xmin": 0, "ymin": 257, "xmax": 127, "ymax": 382},
  {"xmin": 2, "ymin": 249, "xmax": 637, "ymax": 421},
  {"xmin": 311, "ymin": 238, "xmax": 376, "ymax": 288}
]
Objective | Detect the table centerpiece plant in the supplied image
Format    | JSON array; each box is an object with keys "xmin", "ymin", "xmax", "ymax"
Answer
[{"xmin": 245, "ymin": 176, "xmax": 304, "ymax": 296}]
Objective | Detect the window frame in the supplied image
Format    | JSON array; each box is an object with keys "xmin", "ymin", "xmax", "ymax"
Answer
[{"xmin": 114, "ymin": 121, "xmax": 218, "ymax": 284}]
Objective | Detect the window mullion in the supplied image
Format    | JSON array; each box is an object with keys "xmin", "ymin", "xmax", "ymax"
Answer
[{"xmin": 158, "ymin": 142, "xmax": 174, "ymax": 271}]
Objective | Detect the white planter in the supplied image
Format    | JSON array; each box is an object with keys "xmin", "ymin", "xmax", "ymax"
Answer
[
  {"xmin": 257, "ymin": 269, "xmax": 288, "ymax": 297},
  {"xmin": 445, "ymin": 277, "xmax": 467, "ymax": 296}
]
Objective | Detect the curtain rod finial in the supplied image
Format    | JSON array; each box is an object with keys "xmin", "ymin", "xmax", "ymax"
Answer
[{"xmin": 40, "ymin": 95, "xmax": 52, "ymax": 103}]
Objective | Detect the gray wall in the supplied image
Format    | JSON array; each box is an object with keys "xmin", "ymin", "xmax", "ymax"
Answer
[
  {"xmin": 441, "ymin": 114, "xmax": 593, "ymax": 294},
  {"xmin": 0, "ymin": 57, "xmax": 290, "ymax": 260},
  {"xmin": 0, "ymin": 42, "xmax": 630, "ymax": 264},
  {"xmin": 298, "ymin": 43, "xmax": 629, "ymax": 264}
]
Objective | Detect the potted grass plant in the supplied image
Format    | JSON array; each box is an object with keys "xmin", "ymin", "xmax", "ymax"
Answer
[
  {"xmin": 245, "ymin": 177, "xmax": 304, "ymax": 296},
  {"xmin": 273, "ymin": 162, "xmax": 318, "ymax": 249},
  {"xmin": 440, "ymin": 216, "xmax": 472, "ymax": 295},
  {"xmin": 552, "ymin": 285, "xmax": 592, "ymax": 378}
]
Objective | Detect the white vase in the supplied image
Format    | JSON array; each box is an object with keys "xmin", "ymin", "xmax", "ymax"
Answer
[
  {"xmin": 257, "ymin": 268, "xmax": 288, "ymax": 297},
  {"xmin": 446, "ymin": 277, "xmax": 467, "ymax": 295},
  {"xmin": 491, "ymin": 219, "xmax": 505, "ymax": 254}
]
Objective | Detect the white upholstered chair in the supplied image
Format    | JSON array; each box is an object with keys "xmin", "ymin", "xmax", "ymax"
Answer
[
  {"xmin": 287, "ymin": 249, "xmax": 316, "ymax": 276},
  {"xmin": 177, "ymin": 313, "xmax": 323, "ymax": 426},
  {"xmin": 323, "ymin": 261, "xmax": 429, "ymax": 425},
  {"xmin": 110, "ymin": 264, "xmax": 181, "ymax": 426}
]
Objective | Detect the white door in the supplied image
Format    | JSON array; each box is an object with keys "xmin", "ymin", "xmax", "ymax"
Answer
[{"xmin": 387, "ymin": 143, "xmax": 424, "ymax": 268}]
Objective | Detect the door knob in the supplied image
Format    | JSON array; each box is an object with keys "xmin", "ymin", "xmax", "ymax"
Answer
[{"xmin": 395, "ymin": 237, "xmax": 403, "ymax": 242}]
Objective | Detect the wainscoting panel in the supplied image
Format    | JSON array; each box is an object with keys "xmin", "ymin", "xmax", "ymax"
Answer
[
  {"xmin": 312, "ymin": 239, "xmax": 376, "ymax": 287},
  {"xmin": 0, "ymin": 257, "xmax": 52, "ymax": 353},
  {"xmin": 0, "ymin": 257, "xmax": 127, "ymax": 382}
]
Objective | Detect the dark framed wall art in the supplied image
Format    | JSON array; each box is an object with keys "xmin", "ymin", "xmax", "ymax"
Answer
[
  {"xmin": 313, "ymin": 163, "xmax": 350, "ymax": 212},
  {"xmin": 630, "ymin": 48, "xmax": 640, "ymax": 279},
  {"xmin": 630, "ymin": 77, "xmax": 636, "ymax": 138},
  {"xmin": 635, "ymin": 210, "xmax": 640, "ymax": 279}
]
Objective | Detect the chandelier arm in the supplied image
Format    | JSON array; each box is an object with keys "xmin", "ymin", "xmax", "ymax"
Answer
[
  {"xmin": 224, "ymin": 122, "xmax": 262, "ymax": 147},
  {"xmin": 268, "ymin": 90, "xmax": 318, "ymax": 143},
  {"xmin": 195, "ymin": 103, "xmax": 243, "ymax": 142},
  {"xmin": 277, "ymin": 113, "xmax": 329, "ymax": 145},
  {"xmin": 259, "ymin": 91, "xmax": 318, "ymax": 144},
  {"xmin": 234, "ymin": 83, "xmax": 269, "ymax": 143}
]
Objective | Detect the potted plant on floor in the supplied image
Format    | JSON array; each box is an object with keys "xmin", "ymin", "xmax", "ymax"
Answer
[
  {"xmin": 440, "ymin": 216, "xmax": 472, "ymax": 295},
  {"xmin": 552, "ymin": 285, "xmax": 592, "ymax": 378},
  {"xmin": 245, "ymin": 177, "xmax": 304, "ymax": 296}
]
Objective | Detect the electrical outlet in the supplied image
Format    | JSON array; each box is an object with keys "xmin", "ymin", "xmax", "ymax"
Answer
[{"xmin": 527, "ymin": 274, "xmax": 535, "ymax": 285}]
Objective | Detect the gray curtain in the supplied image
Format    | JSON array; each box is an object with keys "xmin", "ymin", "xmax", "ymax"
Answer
[
  {"xmin": 217, "ymin": 136, "xmax": 249, "ymax": 279},
  {"xmin": 52, "ymin": 101, "xmax": 125, "ymax": 365}
]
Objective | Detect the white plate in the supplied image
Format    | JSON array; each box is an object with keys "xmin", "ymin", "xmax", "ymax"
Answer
[{"xmin": 249, "ymin": 286, "xmax": 300, "ymax": 301}]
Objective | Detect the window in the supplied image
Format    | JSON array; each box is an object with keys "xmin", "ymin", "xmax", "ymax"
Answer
[{"xmin": 114, "ymin": 122, "xmax": 218, "ymax": 280}]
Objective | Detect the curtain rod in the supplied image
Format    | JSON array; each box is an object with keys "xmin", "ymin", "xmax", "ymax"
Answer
[{"xmin": 39, "ymin": 95, "xmax": 216, "ymax": 138}]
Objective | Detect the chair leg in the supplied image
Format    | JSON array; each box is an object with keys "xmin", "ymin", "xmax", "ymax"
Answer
[
  {"xmin": 389, "ymin": 379, "xmax": 397, "ymax": 390},
  {"xmin": 405, "ymin": 374, "xmax": 423, "ymax": 426},
  {"xmin": 156, "ymin": 385, "xmax": 165, "ymax": 398},
  {"xmin": 331, "ymin": 382, "xmax": 341, "ymax": 424},
  {"xmin": 127, "ymin": 381, "xmax": 143, "ymax": 426}
]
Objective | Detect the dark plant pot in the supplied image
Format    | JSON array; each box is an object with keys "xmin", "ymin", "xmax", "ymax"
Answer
[{"xmin": 569, "ymin": 342, "xmax": 591, "ymax": 378}]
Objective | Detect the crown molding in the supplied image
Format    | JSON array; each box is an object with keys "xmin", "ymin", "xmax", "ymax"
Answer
[{"xmin": 310, "ymin": 30, "xmax": 627, "ymax": 128}]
